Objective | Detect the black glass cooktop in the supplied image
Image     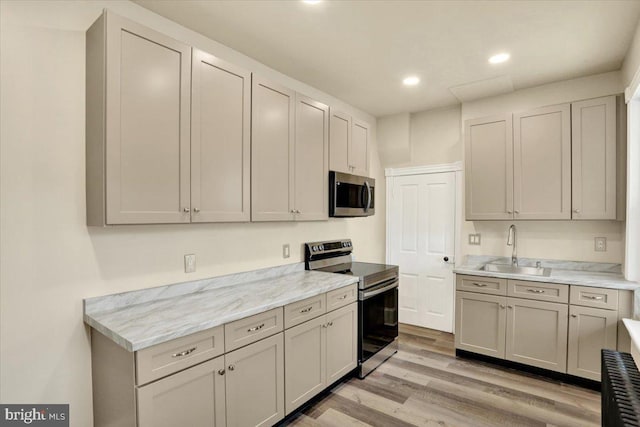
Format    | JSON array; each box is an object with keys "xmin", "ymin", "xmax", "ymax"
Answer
[{"xmin": 347, "ymin": 262, "xmax": 398, "ymax": 279}]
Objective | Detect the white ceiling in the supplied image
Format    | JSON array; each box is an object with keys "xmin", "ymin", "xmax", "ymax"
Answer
[{"xmin": 134, "ymin": 0, "xmax": 640, "ymax": 117}]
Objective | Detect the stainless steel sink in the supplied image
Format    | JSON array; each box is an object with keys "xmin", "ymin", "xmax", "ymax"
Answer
[{"xmin": 481, "ymin": 263, "xmax": 551, "ymax": 277}]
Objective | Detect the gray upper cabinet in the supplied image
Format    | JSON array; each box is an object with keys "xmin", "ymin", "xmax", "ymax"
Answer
[
  {"xmin": 464, "ymin": 115, "xmax": 514, "ymax": 220},
  {"xmin": 351, "ymin": 119, "xmax": 370, "ymax": 176},
  {"xmin": 251, "ymin": 76, "xmax": 296, "ymax": 221},
  {"xmin": 86, "ymin": 11, "xmax": 192, "ymax": 225},
  {"xmin": 191, "ymin": 49, "xmax": 251, "ymax": 223},
  {"xmin": 571, "ymin": 96, "xmax": 617, "ymax": 220},
  {"xmin": 513, "ymin": 104, "xmax": 571, "ymax": 220},
  {"xmin": 329, "ymin": 110, "xmax": 370, "ymax": 176},
  {"xmin": 329, "ymin": 110, "xmax": 351, "ymax": 174},
  {"xmin": 294, "ymin": 95, "xmax": 329, "ymax": 221}
]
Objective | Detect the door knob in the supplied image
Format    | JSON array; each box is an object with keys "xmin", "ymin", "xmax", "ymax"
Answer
[{"xmin": 443, "ymin": 256, "xmax": 449, "ymax": 262}]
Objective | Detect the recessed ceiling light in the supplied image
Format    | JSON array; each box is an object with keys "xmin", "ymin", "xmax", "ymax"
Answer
[
  {"xmin": 303, "ymin": 0, "xmax": 321, "ymax": 4},
  {"xmin": 403, "ymin": 76, "xmax": 420, "ymax": 86},
  {"xmin": 489, "ymin": 53, "xmax": 510, "ymax": 64}
]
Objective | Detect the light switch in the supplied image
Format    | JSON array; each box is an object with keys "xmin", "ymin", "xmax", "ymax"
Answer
[
  {"xmin": 594, "ymin": 237, "xmax": 607, "ymax": 252},
  {"xmin": 184, "ymin": 254, "xmax": 196, "ymax": 273},
  {"xmin": 283, "ymin": 244, "xmax": 290, "ymax": 258}
]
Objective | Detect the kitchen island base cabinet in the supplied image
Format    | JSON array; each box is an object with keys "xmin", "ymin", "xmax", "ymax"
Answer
[
  {"xmin": 568, "ymin": 306, "xmax": 618, "ymax": 381},
  {"xmin": 505, "ymin": 299, "xmax": 568, "ymax": 373},
  {"xmin": 455, "ymin": 292, "xmax": 506, "ymax": 359},
  {"xmin": 225, "ymin": 333, "xmax": 285, "ymax": 427},
  {"xmin": 137, "ymin": 356, "xmax": 226, "ymax": 427}
]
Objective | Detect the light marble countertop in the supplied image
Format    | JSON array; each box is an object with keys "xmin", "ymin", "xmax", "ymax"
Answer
[
  {"xmin": 84, "ymin": 264, "xmax": 358, "ymax": 352},
  {"xmin": 454, "ymin": 256, "xmax": 639, "ymax": 290}
]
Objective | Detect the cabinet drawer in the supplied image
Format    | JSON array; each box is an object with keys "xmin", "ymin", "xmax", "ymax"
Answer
[
  {"xmin": 507, "ymin": 280, "xmax": 568, "ymax": 303},
  {"xmin": 285, "ymin": 294, "xmax": 326, "ymax": 329},
  {"xmin": 456, "ymin": 275, "xmax": 507, "ymax": 295},
  {"xmin": 326, "ymin": 284, "xmax": 358, "ymax": 311},
  {"xmin": 136, "ymin": 325, "xmax": 224, "ymax": 385},
  {"xmin": 570, "ymin": 286, "xmax": 618, "ymax": 310},
  {"xmin": 225, "ymin": 307, "xmax": 284, "ymax": 351}
]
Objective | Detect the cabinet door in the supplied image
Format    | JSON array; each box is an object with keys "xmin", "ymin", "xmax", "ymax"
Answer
[
  {"xmin": 505, "ymin": 298, "xmax": 568, "ymax": 373},
  {"xmin": 571, "ymin": 96, "xmax": 617, "ymax": 220},
  {"xmin": 329, "ymin": 110, "xmax": 351, "ymax": 174},
  {"xmin": 137, "ymin": 355, "xmax": 226, "ymax": 427},
  {"xmin": 455, "ymin": 292, "xmax": 506, "ymax": 358},
  {"xmin": 568, "ymin": 305, "xmax": 617, "ymax": 381},
  {"xmin": 513, "ymin": 104, "xmax": 571, "ymax": 220},
  {"xmin": 294, "ymin": 95, "xmax": 329, "ymax": 221},
  {"xmin": 105, "ymin": 12, "xmax": 191, "ymax": 224},
  {"xmin": 464, "ymin": 115, "xmax": 514, "ymax": 220},
  {"xmin": 326, "ymin": 303, "xmax": 358, "ymax": 384},
  {"xmin": 284, "ymin": 315, "xmax": 326, "ymax": 415},
  {"xmin": 191, "ymin": 49, "xmax": 251, "ymax": 223},
  {"xmin": 225, "ymin": 333, "xmax": 284, "ymax": 427},
  {"xmin": 251, "ymin": 76, "xmax": 295, "ymax": 221},
  {"xmin": 351, "ymin": 120, "xmax": 370, "ymax": 176}
]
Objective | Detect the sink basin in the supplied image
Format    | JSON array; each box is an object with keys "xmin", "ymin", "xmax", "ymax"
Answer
[{"xmin": 481, "ymin": 264, "xmax": 551, "ymax": 277}]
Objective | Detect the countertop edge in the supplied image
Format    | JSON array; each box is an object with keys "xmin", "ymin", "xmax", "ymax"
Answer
[{"xmin": 453, "ymin": 268, "xmax": 639, "ymax": 290}]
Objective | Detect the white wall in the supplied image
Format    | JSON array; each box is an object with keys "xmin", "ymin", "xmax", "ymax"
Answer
[
  {"xmin": 623, "ymin": 21, "xmax": 640, "ymax": 90},
  {"xmin": 0, "ymin": 1, "xmax": 385, "ymax": 425},
  {"xmin": 377, "ymin": 113, "xmax": 411, "ymax": 165}
]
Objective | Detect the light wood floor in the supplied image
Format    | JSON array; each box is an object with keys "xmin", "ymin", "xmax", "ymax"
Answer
[{"xmin": 284, "ymin": 324, "xmax": 601, "ymax": 427}]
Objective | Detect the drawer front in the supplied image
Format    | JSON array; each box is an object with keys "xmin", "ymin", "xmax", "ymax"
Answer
[
  {"xmin": 225, "ymin": 307, "xmax": 284, "ymax": 351},
  {"xmin": 456, "ymin": 274, "xmax": 507, "ymax": 296},
  {"xmin": 570, "ymin": 286, "xmax": 618, "ymax": 310},
  {"xmin": 507, "ymin": 280, "xmax": 569, "ymax": 303},
  {"xmin": 284, "ymin": 294, "xmax": 327, "ymax": 329},
  {"xmin": 136, "ymin": 325, "xmax": 224, "ymax": 385},
  {"xmin": 326, "ymin": 284, "xmax": 358, "ymax": 311}
]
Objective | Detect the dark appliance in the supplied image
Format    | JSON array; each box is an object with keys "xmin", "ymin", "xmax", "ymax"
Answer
[
  {"xmin": 329, "ymin": 171, "xmax": 375, "ymax": 217},
  {"xmin": 602, "ymin": 349, "xmax": 640, "ymax": 426},
  {"xmin": 305, "ymin": 239, "xmax": 398, "ymax": 378}
]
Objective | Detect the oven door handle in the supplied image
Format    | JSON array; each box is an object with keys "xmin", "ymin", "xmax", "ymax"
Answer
[{"xmin": 362, "ymin": 280, "xmax": 398, "ymax": 300}]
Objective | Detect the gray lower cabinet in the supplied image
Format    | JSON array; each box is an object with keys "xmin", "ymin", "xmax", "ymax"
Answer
[
  {"xmin": 455, "ymin": 291, "xmax": 506, "ymax": 358},
  {"xmin": 505, "ymin": 298, "xmax": 568, "ymax": 373},
  {"xmin": 137, "ymin": 356, "xmax": 226, "ymax": 427},
  {"xmin": 284, "ymin": 302, "xmax": 357, "ymax": 415},
  {"xmin": 567, "ymin": 305, "xmax": 618, "ymax": 381},
  {"xmin": 225, "ymin": 333, "xmax": 285, "ymax": 427}
]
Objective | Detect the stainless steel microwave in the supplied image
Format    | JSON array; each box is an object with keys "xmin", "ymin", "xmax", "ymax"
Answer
[{"xmin": 329, "ymin": 171, "xmax": 375, "ymax": 217}]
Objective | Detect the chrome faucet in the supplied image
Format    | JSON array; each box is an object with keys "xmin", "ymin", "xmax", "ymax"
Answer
[{"xmin": 507, "ymin": 224, "xmax": 517, "ymax": 266}]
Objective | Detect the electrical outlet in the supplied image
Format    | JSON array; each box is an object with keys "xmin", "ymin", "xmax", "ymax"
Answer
[
  {"xmin": 594, "ymin": 237, "xmax": 607, "ymax": 252},
  {"xmin": 468, "ymin": 233, "xmax": 481, "ymax": 245},
  {"xmin": 282, "ymin": 244, "xmax": 290, "ymax": 259},
  {"xmin": 184, "ymin": 254, "xmax": 196, "ymax": 273}
]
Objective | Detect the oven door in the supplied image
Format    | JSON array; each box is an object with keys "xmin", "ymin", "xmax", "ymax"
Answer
[{"xmin": 358, "ymin": 279, "xmax": 398, "ymax": 364}]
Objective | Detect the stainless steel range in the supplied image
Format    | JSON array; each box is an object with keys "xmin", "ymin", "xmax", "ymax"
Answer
[{"xmin": 305, "ymin": 239, "xmax": 399, "ymax": 378}]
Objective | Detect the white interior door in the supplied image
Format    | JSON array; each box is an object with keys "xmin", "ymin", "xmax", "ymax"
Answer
[{"xmin": 388, "ymin": 172, "xmax": 456, "ymax": 332}]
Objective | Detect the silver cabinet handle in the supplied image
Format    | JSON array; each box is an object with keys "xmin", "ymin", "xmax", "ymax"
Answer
[
  {"xmin": 300, "ymin": 307, "xmax": 313, "ymax": 313},
  {"xmin": 527, "ymin": 289, "xmax": 545, "ymax": 294},
  {"xmin": 228, "ymin": 365, "xmax": 235, "ymax": 371},
  {"xmin": 328, "ymin": 321, "xmax": 333, "ymax": 327},
  {"xmin": 584, "ymin": 295, "xmax": 604, "ymax": 300},
  {"xmin": 571, "ymin": 314, "xmax": 577, "ymax": 318},
  {"xmin": 499, "ymin": 304, "xmax": 506, "ymax": 309},
  {"xmin": 507, "ymin": 210, "xmax": 513, "ymax": 214},
  {"xmin": 573, "ymin": 209, "xmax": 580, "ymax": 213},
  {"xmin": 247, "ymin": 323, "xmax": 265, "ymax": 332},
  {"xmin": 514, "ymin": 210, "xmax": 520, "ymax": 214},
  {"xmin": 295, "ymin": 209, "xmax": 301, "ymax": 213},
  {"xmin": 322, "ymin": 323, "xmax": 328, "ymax": 328},
  {"xmin": 218, "ymin": 369, "xmax": 225, "ymax": 375},
  {"xmin": 193, "ymin": 208, "xmax": 200, "ymax": 213},
  {"xmin": 472, "ymin": 282, "xmax": 487, "ymax": 287},
  {"xmin": 507, "ymin": 305, "xmax": 513, "ymax": 309},
  {"xmin": 183, "ymin": 207, "xmax": 190, "ymax": 213},
  {"xmin": 338, "ymin": 295, "xmax": 348, "ymax": 300},
  {"xmin": 172, "ymin": 346, "xmax": 197, "ymax": 358}
]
